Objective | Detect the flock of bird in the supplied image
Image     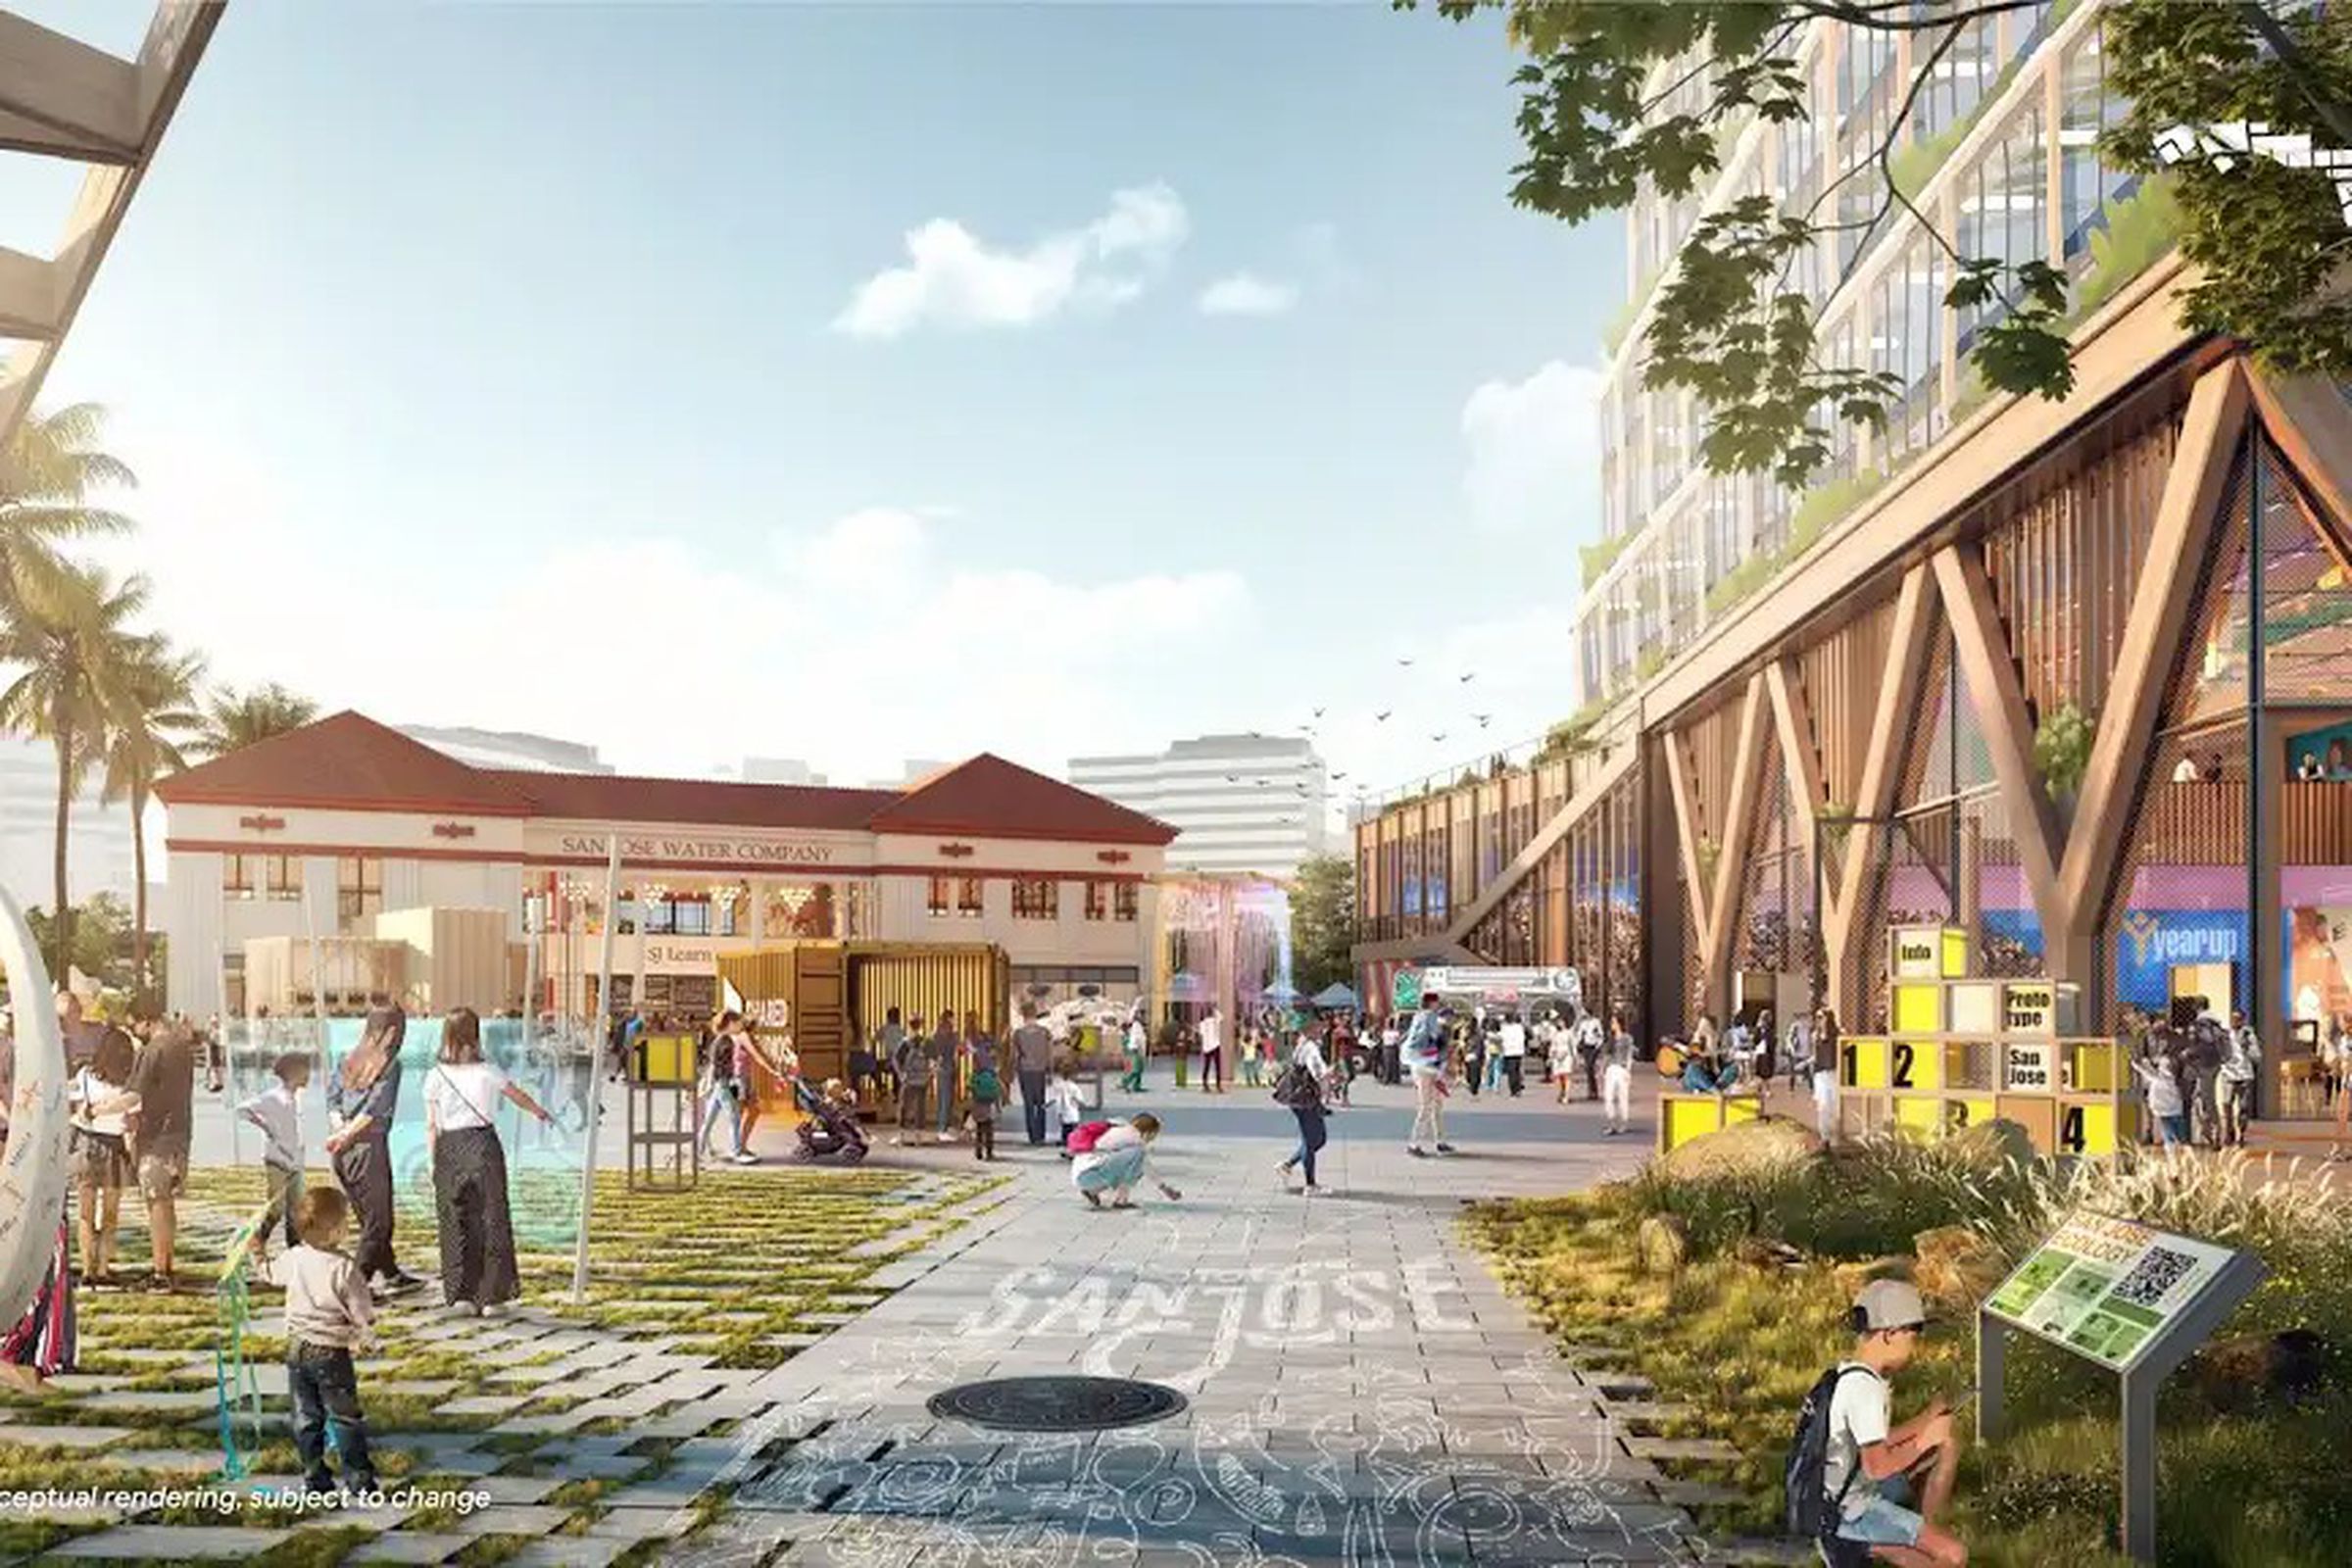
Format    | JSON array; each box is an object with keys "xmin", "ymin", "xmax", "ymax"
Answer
[{"xmin": 1223, "ymin": 659, "xmax": 1503, "ymax": 815}]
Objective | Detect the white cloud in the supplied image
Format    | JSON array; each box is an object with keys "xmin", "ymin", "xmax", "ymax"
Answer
[
  {"xmin": 1459, "ymin": 360, "xmax": 1607, "ymax": 535},
  {"xmin": 1197, "ymin": 271, "xmax": 1298, "ymax": 318},
  {"xmin": 832, "ymin": 184, "xmax": 1190, "ymax": 338}
]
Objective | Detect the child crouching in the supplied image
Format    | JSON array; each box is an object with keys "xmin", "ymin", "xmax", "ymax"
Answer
[{"xmin": 249, "ymin": 1187, "xmax": 379, "ymax": 1496}]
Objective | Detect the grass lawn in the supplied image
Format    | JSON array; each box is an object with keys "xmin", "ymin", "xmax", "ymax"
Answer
[
  {"xmin": 0, "ymin": 1162, "xmax": 1002, "ymax": 1565},
  {"xmin": 1467, "ymin": 1143, "xmax": 2352, "ymax": 1567}
]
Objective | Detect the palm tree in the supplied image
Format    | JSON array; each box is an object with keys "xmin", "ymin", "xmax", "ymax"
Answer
[
  {"xmin": 0, "ymin": 564, "xmax": 150, "ymax": 978},
  {"xmin": 0, "ymin": 403, "xmax": 135, "ymax": 619},
  {"xmin": 191, "ymin": 682, "xmax": 318, "ymax": 759},
  {"xmin": 101, "ymin": 639, "xmax": 204, "ymax": 999}
]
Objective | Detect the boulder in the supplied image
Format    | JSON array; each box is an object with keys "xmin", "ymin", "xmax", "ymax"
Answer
[
  {"xmin": 1636, "ymin": 1214, "xmax": 1689, "ymax": 1277},
  {"xmin": 1943, "ymin": 1117, "xmax": 2035, "ymax": 1173},
  {"xmin": 1658, "ymin": 1115, "xmax": 1827, "ymax": 1183},
  {"xmin": 1912, "ymin": 1225, "xmax": 2009, "ymax": 1310},
  {"xmin": 2188, "ymin": 1330, "xmax": 2331, "ymax": 1413}
]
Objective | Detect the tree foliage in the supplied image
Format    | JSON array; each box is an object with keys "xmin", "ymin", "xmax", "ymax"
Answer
[
  {"xmin": 1407, "ymin": 0, "xmax": 2352, "ymax": 483},
  {"xmin": 1289, "ymin": 853, "xmax": 1358, "ymax": 996},
  {"xmin": 193, "ymin": 681, "xmax": 318, "ymax": 759},
  {"xmin": 25, "ymin": 893, "xmax": 135, "ymax": 993}
]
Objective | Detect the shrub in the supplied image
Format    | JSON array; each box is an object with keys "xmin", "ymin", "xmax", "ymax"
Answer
[
  {"xmin": 1580, "ymin": 531, "xmax": 1632, "ymax": 588},
  {"xmin": 2065, "ymin": 173, "xmax": 2183, "ymax": 328},
  {"xmin": 2033, "ymin": 701, "xmax": 2096, "ymax": 799}
]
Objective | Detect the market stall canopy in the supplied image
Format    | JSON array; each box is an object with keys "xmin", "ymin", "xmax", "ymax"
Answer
[
  {"xmin": 1262, "ymin": 981, "xmax": 1301, "ymax": 1003},
  {"xmin": 1310, "ymin": 983, "xmax": 1359, "ymax": 1009}
]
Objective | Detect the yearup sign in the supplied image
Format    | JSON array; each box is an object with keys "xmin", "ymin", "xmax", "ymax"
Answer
[
  {"xmin": 1980, "ymin": 1208, "xmax": 2264, "ymax": 1561},
  {"xmin": 1418, "ymin": 966, "xmax": 1584, "ymax": 1006}
]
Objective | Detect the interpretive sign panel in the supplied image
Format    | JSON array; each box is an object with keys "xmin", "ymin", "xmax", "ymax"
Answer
[
  {"xmin": 1418, "ymin": 966, "xmax": 1583, "ymax": 1004},
  {"xmin": 1985, "ymin": 1210, "xmax": 2241, "ymax": 1371}
]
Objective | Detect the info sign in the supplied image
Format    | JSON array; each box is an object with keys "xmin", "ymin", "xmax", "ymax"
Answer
[{"xmin": 1985, "ymin": 1210, "xmax": 2240, "ymax": 1372}]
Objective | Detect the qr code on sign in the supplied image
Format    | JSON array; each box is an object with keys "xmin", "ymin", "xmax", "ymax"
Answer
[{"xmin": 2111, "ymin": 1246, "xmax": 2196, "ymax": 1308}]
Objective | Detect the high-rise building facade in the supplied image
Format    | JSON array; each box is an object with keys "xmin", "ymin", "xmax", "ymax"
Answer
[
  {"xmin": 1072, "ymin": 735, "xmax": 1329, "ymax": 879},
  {"xmin": 1355, "ymin": 2, "xmax": 2352, "ymax": 1127},
  {"xmin": 398, "ymin": 725, "xmax": 612, "ymax": 775},
  {"xmin": 0, "ymin": 736, "xmax": 139, "ymax": 911}
]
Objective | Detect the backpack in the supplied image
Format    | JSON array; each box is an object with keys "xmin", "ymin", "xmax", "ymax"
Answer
[
  {"xmin": 1065, "ymin": 1120, "xmax": 1114, "ymax": 1154},
  {"xmin": 969, "ymin": 1066, "xmax": 1002, "ymax": 1104},
  {"xmin": 1271, "ymin": 1063, "xmax": 1319, "ymax": 1109},
  {"xmin": 1785, "ymin": 1364, "xmax": 1875, "ymax": 1560}
]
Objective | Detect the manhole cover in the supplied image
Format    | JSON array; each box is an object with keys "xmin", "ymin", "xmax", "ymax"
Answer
[{"xmin": 926, "ymin": 1375, "xmax": 1188, "ymax": 1432}]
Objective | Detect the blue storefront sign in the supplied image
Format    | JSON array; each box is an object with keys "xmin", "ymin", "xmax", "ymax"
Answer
[{"xmin": 2114, "ymin": 909, "xmax": 2249, "ymax": 1015}]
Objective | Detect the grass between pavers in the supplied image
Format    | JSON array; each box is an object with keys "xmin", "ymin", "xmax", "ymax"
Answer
[
  {"xmin": 1466, "ymin": 1139, "xmax": 2352, "ymax": 1567},
  {"xmin": 0, "ymin": 1162, "xmax": 1001, "ymax": 1565}
]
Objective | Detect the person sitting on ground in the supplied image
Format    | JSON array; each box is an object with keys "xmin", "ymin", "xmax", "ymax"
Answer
[
  {"xmin": 1811, "ymin": 1280, "xmax": 1967, "ymax": 1567},
  {"xmin": 1067, "ymin": 1112, "xmax": 1181, "ymax": 1209}
]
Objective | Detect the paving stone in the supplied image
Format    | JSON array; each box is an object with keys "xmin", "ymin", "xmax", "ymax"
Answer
[
  {"xmin": 581, "ymin": 1506, "xmax": 687, "ymax": 1543},
  {"xmin": 1623, "ymin": 1435, "xmax": 1744, "ymax": 1462},
  {"xmin": 487, "ymin": 1410, "xmax": 602, "ymax": 1438},
  {"xmin": 375, "ymin": 1379, "xmax": 466, "ymax": 1398},
  {"xmin": 503, "ymin": 1539, "xmax": 634, "ymax": 1566},
  {"xmin": 74, "ymin": 1390, "xmax": 218, "ymax": 1413},
  {"xmin": 92, "ymin": 1446, "xmax": 220, "ymax": 1473},
  {"xmin": 437, "ymin": 1395, "xmax": 532, "ymax": 1417},
  {"xmin": 52, "ymin": 1525, "xmax": 293, "ymax": 1558},
  {"xmin": 347, "ymin": 1534, "xmax": 472, "ymax": 1565},
  {"xmin": 472, "ymin": 1473, "xmax": 568, "ymax": 1503},
  {"xmin": 2, "ymin": 1423, "xmax": 141, "ymax": 1448},
  {"xmin": 451, "ymin": 1503, "xmax": 577, "ymax": 1536},
  {"xmin": 39, "ymin": 1373, "xmax": 134, "ymax": 1394}
]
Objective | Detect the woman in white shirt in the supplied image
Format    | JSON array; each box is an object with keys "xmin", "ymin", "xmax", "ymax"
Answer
[
  {"xmin": 426, "ymin": 1007, "xmax": 555, "ymax": 1316},
  {"xmin": 69, "ymin": 1028, "xmax": 141, "ymax": 1286}
]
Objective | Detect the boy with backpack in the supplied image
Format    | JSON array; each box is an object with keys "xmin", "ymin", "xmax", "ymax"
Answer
[
  {"xmin": 1787, "ymin": 1280, "xmax": 1967, "ymax": 1567},
  {"xmin": 967, "ymin": 1052, "xmax": 1003, "ymax": 1162}
]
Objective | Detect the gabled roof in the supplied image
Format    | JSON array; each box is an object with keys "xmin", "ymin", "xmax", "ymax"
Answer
[
  {"xmin": 156, "ymin": 711, "xmax": 535, "ymax": 815},
  {"xmin": 499, "ymin": 771, "xmax": 898, "ymax": 832},
  {"xmin": 867, "ymin": 754, "xmax": 1178, "ymax": 845}
]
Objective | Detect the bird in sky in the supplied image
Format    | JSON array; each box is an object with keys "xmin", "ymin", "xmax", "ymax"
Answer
[
  {"xmin": 1225, "ymin": 774, "xmax": 1240, "ymax": 782},
  {"xmin": 1459, "ymin": 672, "xmax": 1477, "ymax": 683},
  {"xmin": 1374, "ymin": 710, "xmax": 1393, "ymax": 722},
  {"xmin": 1332, "ymin": 771, "xmax": 1348, "ymax": 781},
  {"xmin": 1397, "ymin": 657, "xmax": 1415, "ymax": 666},
  {"xmin": 1474, "ymin": 713, "xmax": 1493, "ymax": 727},
  {"xmin": 1431, "ymin": 732, "xmax": 1447, "ymax": 743},
  {"xmin": 1311, "ymin": 707, "xmax": 1326, "ymax": 717}
]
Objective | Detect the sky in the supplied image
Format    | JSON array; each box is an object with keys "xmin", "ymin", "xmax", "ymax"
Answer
[{"xmin": 12, "ymin": 0, "xmax": 1623, "ymax": 813}]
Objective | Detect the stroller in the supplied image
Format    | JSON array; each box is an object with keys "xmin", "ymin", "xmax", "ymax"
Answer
[{"xmin": 792, "ymin": 1096, "xmax": 871, "ymax": 1166}]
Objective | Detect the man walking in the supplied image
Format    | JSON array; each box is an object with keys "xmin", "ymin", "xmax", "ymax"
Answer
[
  {"xmin": 2220, "ymin": 1009, "xmax": 2261, "ymax": 1148},
  {"xmin": 1402, "ymin": 997, "xmax": 1455, "ymax": 1158},
  {"xmin": 1575, "ymin": 1006, "xmax": 1605, "ymax": 1102},
  {"xmin": 129, "ymin": 1020, "xmax": 197, "ymax": 1288},
  {"xmin": 1013, "ymin": 1005, "xmax": 1055, "ymax": 1145},
  {"xmin": 1199, "ymin": 1006, "xmax": 1225, "ymax": 1094},
  {"xmin": 1499, "ymin": 1009, "xmax": 1528, "ymax": 1098}
]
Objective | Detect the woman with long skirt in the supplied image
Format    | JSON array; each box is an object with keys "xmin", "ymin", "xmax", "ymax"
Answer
[
  {"xmin": 326, "ymin": 1005, "xmax": 422, "ymax": 1296},
  {"xmin": 426, "ymin": 1007, "xmax": 554, "ymax": 1317}
]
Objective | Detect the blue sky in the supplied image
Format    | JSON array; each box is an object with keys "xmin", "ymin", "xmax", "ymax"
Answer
[{"xmin": 16, "ymin": 0, "xmax": 1621, "ymax": 798}]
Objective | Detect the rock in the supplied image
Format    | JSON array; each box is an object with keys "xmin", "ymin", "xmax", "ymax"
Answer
[
  {"xmin": 1636, "ymin": 1214, "xmax": 1689, "ymax": 1277},
  {"xmin": 1944, "ymin": 1118, "xmax": 2035, "ymax": 1173},
  {"xmin": 1912, "ymin": 1226, "xmax": 2008, "ymax": 1310},
  {"xmin": 2188, "ymin": 1330, "xmax": 2331, "ymax": 1413},
  {"xmin": 1658, "ymin": 1115, "xmax": 1826, "ymax": 1182}
]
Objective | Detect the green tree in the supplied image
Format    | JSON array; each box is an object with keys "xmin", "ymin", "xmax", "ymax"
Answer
[
  {"xmin": 1408, "ymin": 1, "xmax": 2352, "ymax": 483},
  {"xmin": 26, "ymin": 893, "xmax": 135, "ymax": 993},
  {"xmin": 100, "ymin": 639, "xmax": 204, "ymax": 1001},
  {"xmin": 0, "ymin": 402, "xmax": 136, "ymax": 619},
  {"xmin": 191, "ymin": 682, "xmax": 318, "ymax": 759},
  {"xmin": 1289, "ymin": 853, "xmax": 1358, "ymax": 997},
  {"xmin": 0, "ymin": 564, "xmax": 151, "ymax": 978}
]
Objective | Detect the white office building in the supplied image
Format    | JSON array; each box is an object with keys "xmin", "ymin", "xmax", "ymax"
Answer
[
  {"xmin": 0, "ymin": 735, "xmax": 139, "ymax": 911},
  {"xmin": 398, "ymin": 725, "xmax": 612, "ymax": 775},
  {"xmin": 1069, "ymin": 734, "xmax": 1329, "ymax": 880}
]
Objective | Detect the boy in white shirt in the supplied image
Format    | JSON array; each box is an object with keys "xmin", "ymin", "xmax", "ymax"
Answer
[
  {"xmin": 1819, "ymin": 1280, "xmax": 1966, "ymax": 1567},
  {"xmin": 249, "ymin": 1187, "xmax": 380, "ymax": 1497},
  {"xmin": 237, "ymin": 1052, "xmax": 311, "ymax": 1249},
  {"xmin": 1046, "ymin": 1061, "xmax": 1087, "ymax": 1158}
]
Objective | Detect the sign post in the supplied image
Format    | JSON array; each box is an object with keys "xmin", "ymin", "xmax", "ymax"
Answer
[
  {"xmin": 1980, "ymin": 1209, "xmax": 2265, "ymax": 1561},
  {"xmin": 572, "ymin": 833, "xmax": 622, "ymax": 1306}
]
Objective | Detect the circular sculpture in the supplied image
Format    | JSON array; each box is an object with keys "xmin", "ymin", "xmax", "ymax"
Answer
[{"xmin": 927, "ymin": 1376, "xmax": 1187, "ymax": 1433}]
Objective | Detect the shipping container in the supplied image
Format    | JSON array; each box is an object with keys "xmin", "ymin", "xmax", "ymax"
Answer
[{"xmin": 713, "ymin": 940, "xmax": 1010, "ymax": 1116}]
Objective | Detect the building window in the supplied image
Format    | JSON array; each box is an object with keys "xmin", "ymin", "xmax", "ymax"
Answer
[
  {"xmin": 263, "ymin": 855, "xmax": 302, "ymax": 903},
  {"xmin": 1011, "ymin": 878, "xmax": 1058, "ymax": 920},
  {"xmin": 336, "ymin": 857, "xmax": 382, "ymax": 926},
  {"xmin": 957, "ymin": 877, "xmax": 984, "ymax": 918},
  {"xmin": 641, "ymin": 895, "xmax": 675, "ymax": 935},
  {"xmin": 1114, "ymin": 883, "xmax": 1139, "ymax": 923},
  {"xmin": 927, "ymin": 875, "xmax": 952, "ymax": 916},
  {"xmin": 673, "ymin": 897, "xmax": 711, "ymax": 936},
  {"xmin": 224, "ymin": 855, "xmax": 257, "ymax": 901},
  {"xmin": 1084, "ymin": 881, "xmax": 1109, "ymax": 922}
]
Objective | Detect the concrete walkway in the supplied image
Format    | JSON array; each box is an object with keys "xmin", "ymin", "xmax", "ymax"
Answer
[{"xmin": 682, "ymin": 1077, "xmax": 1737, "ymax": 1566}]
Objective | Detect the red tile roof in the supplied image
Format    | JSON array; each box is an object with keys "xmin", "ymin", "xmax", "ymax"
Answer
[
  {"xmin": 867, "ymin": 754, "xmax": 1177, "ymax": 845},
  {"xmin": 157, "ymin": 713, "xmax": 1175, "ymax": 846},
  {"xmin": 499, "ymin": 771, "xmax": 898, "ymax": 832},
  {"xmin": 156, "ymin": 711, "xmax": 534, "ymax": 815}
]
